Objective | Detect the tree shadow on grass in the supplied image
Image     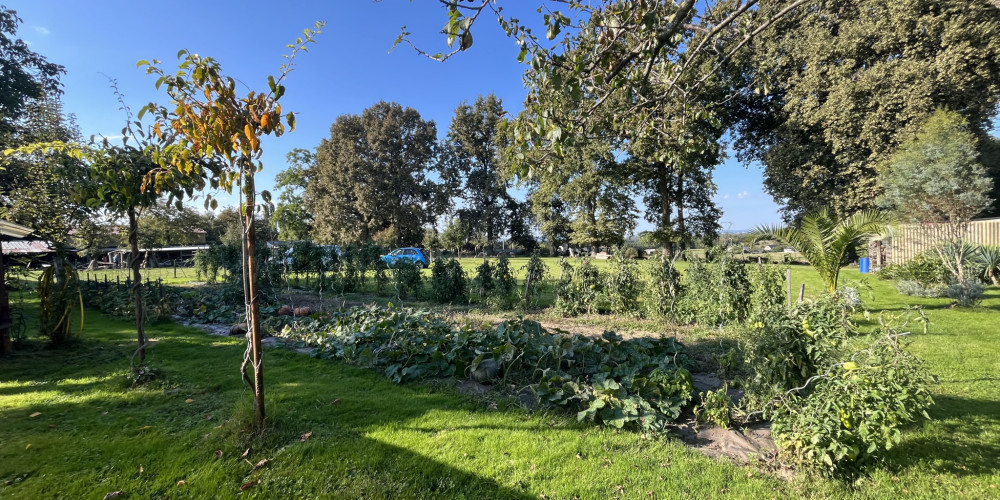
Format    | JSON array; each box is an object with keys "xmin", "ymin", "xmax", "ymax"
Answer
[
  {"xmin": 881, "ymin": 395, "xmax": 1000, "ymax": 477},
  {"xmin": 1, "ymin": 325, "xmax": 537, "ymax": 499}
]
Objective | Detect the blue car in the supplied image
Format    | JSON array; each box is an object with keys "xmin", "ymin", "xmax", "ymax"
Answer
[{"xmin": 381, "ymin": 247, "xmax": 429, "ymax": 269}]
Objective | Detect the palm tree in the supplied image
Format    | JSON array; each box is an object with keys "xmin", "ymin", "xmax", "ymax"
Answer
[
  {"xmin": 754, "ymin": 208, "xmax": 893, "ymax": 293},
  {"xmin": 977, "ymin": 244, "xmax": 1000, "ymax": 286}
]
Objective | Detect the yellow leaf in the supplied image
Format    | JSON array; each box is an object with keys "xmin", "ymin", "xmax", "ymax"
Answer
[
  {"xmin": 25, "ymin": 444, "xmax": 31, "ymax": 450},
  {"xmin": 29, "ymin": 412, "xmax": 41, "ymax": 418},
  {"xmin": 142, "ymin": 425, "xmax": 152, "ymax": 430},
  {"xmin": 185, "ymin": 399, "xmax": 194, "ymax": 404},
  {"xmin": 244, "ymin": 123, "xmax": 255, "ymax": 141}
]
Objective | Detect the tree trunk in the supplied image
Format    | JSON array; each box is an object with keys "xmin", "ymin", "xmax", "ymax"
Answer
[
  {"xmin": 128, "ymin": 207, "xmax": 147, "ymax": 363},
  {"xmin": 659, "ymin": 168, "xmax": 674, "ymax": 259},
  {"xmin": 676, "ymin": 171, "xmax": 687, "ymax": 252},
  {"xmin": 243, "ymin": 175, "xmax": 266, "ymax": 428}
]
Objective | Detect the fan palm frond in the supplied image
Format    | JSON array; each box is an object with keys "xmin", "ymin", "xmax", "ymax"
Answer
[{"xmin": 753, "ymin": 208, "xmax": 893, "ymax": 293}]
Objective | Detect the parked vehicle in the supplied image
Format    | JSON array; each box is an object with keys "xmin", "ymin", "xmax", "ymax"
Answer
[{"xmin": 381, "ymin": 247, "xmax": 429, "ymax": 269}]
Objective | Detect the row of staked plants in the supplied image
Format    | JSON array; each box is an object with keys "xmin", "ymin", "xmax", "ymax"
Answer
[
  {"xmin": 554, "ymin": 251, "xmax": 786, "ymax": 327},
  {"xmin": 88, "ymin": 240, "xmax": 938, "ymax": 475}
]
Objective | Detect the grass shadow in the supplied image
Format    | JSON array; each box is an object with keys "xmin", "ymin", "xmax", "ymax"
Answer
[{"xmin": 882, "ymin": 395, "xmax": 1000, "ymax": 477}]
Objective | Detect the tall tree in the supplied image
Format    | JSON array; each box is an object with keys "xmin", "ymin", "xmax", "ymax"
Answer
[
  {"xmin": 527, "ymin": 192, "xmax": 571, "ymax": 256},
  {"xmin": 400, "ymin": 1, "xmax": 810, "ymax": 164},
  {"xmin": 440, "ymin": 217, "xmax": 470, "ymax": 257},
  {"xmin": 3, "ymin": 96, "xmax": 90, "ymax": 345},
  {"xmin": 140, "ymin": 22, "xmax": 323, "ymax": 428},
  {"xmin": 732, "ymin": 0, "xmax": 1000, "ymax": 220},
  {"xmin": 0, "ymin": 6, "xmax": 64, "ymax": 353},
  {"xmin": 270, "ymin": 148, "xmax": 314, "ymax": 241},
  {"xmin": 526, "ymin": 140, "xmax": 637, "ymax": 255},
  {"xmin": 878, "ymin": 109, "xmax": 994, "ymax": 287},
  {"xmin": 442, "ymin": 94, "xmax": 527, "ymax": 252},
  {"xmin": 308, "ymin": 101, "xmax": 440, "ymax": 246},
  {"xmin": 879, "ymin": 110, "xmax": 993, "ymax": 226}
]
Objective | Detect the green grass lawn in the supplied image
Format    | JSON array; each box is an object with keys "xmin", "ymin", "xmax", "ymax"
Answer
[
  {"xmin": 80, "ymin": 265, "xmax": 204, "ymax": 286},
  {"xmin": 1, "ymin": 263, "xmax": 998, "ymax": 498}
]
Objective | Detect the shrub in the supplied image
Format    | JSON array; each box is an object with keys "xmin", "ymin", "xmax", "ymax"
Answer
[
  {"xmin": 390, "ymin": 260, "xmax": 422, "ymax": 300},
  {"xmin": 746, "ymin": 263, "xmax": 786, "ymax": 326},
  {"xmin": 677, "ymin": 258, "xmax": 751, "ymax": 326},
  {"xmin": 555, "ymin": 258, "xmax": 603, "ymax": 316},
  {"xmin": 430, "ymin": 257, "xmax": 468, "ymax": 304},
  {"xmin": 946, "ymin": 280, "xmax": 984, "ymax": 306},
  {"xmin": 520, "ymin": 251, "xmax": 548, "ymax": 307},
  {"xmin": 878, "ymin": 252, "xmax": 949, "ymax": 287},
  {"xmin": 605, "ymin": 249, "xmax": 643, "ymax": 315},
  {"xmin": 739, "ymin": 295, "xmax": 852, "ymax": 411},
  {"xmin": 473, "ymin": 259, "xmax": 494, "ymax": 297},
  {"xmin": 646, "ymin": 253, "xmax": 683, "ymax": 320},
  {"xmin": 895, "ymin": 280, "xmax": 948, "ymax": 298},
  {"xmin": 769, "ymin": 316, "xmax": 935, "ymax": 474},
  {"xmin": 486, "ymin": 255, "xmax": 519, "ymax": 310}
]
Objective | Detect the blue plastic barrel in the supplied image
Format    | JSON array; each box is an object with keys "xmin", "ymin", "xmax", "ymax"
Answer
[{"xmin": 859, "ymin": 257, "xmax": 870, "ymax": 273}]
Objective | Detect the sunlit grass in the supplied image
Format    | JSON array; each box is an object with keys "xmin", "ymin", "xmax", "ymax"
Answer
[{"xmin": 1, "ymin": 262, "xmax": 997, "ymax": 498}]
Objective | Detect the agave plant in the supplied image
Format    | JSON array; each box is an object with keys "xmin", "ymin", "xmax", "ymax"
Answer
[
  {"xmin": 754, "ymin": 208, "xmax": 893, "ymax": 293},
  {"xmin": 977, "ymin": 244, "xmax": 1000, "ymax": 286}
]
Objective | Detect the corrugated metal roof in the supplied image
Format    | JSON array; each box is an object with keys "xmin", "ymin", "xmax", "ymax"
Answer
[
  {"xmin": 2, "ymin": 240, "xmax": 54, "ymax": 255},
  {"xmin": 0, "ymin": 220, "xmax": 34, "ymax": 238}
]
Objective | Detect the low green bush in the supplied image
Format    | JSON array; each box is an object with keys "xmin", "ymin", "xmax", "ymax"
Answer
[
  {"xmin": 877, "ymin": 252, "xmax": 949, "ymax": 288},
  {"xmin": 768, "ymin": 316, "xmax": 936, "ymax": 474}
]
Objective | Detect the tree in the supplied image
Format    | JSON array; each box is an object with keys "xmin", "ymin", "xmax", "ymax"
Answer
[
  {"xmin": 270, "ymin": 148, "xmax": 314, "ymax": 241},
  {"xmin": 0, "ymin": 7, "xmax": 64, "ymax": 141},
  {"xmin": 3, "ymin": 96, "xmax": 90, "ymax": 345},
  {"xmin": 308, "ymin": 101, "xmax": 440, "ymax": 246},
  {"xmin": 525, "ymin": 140, "xmax": 637, "ymax": 255},
  {"xmin": 70, "ymin": 136, "xmax": 208, "ymax": 364},
  {"xmin": 442, "ymin": 94, "xmax": 527, "ymax": 252},
  {"xmin": 137, "ymin": 203, "xmax": 208, "ymax": 248},
  {"xmin": 880, "ymin": 110, "xmax": 993, "ymax": 226},
  {"xmin": 400, "ymin": 1, "xmax": 810, "ymax": 166},
  {"xmin": 878, "ymin": 109, "xmax": 994, "ymax": 290},
  {"xmin": 140, "ymin": 22, "xmax": 323, "ymax": 428},
  {"xmin": 440, "ymin": 218, "xmax": 470, "ymax": 257},
  {"xmin": 0, "ymin": 6, "xmax": 64, "ymax": 353},
  {"xmin": 732, "ymin": 0, "xmax": 1000, "ymax": 220},
  {"xmin": 527, "ymin": 192, "xmax": 571, "ymax": 256},
  {"xmin": 754, "ymin": 208, "xmax": 892, "ymax": 293}
]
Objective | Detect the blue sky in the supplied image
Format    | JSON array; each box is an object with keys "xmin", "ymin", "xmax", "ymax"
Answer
[{"xmin": 12, "ymin": 0, "xmax": 783, "ymax": 232}]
